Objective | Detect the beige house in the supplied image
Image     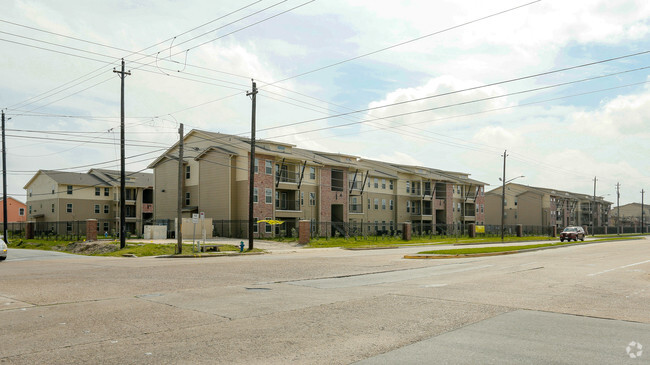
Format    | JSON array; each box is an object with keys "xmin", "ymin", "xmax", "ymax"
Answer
[
  {"xmin": 148, "ymin": 130, "xmax": 487, "ymax": 237},
  {"xmin": 485, "ymin": 183, "xmax": 611, "ymax": 229},
  {"xmin": 23, "ymin": 169, "xmax": 154, "ymax": 235}
]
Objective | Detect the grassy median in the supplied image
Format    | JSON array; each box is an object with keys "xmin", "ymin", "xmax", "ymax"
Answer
[
  {"xmin": 6, "ymin": 239, "xmax": 260, "ymax": 257},
  {"xmin": 306, "ymin": 235, "xmax": 556, "ymax": 249}
]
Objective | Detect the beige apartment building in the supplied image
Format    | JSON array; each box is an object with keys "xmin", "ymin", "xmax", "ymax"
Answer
[
  {"xmin": 23, "ymin": 169, "xmax": 154, "ymax": 235},
  {"xmin": 610, "ymin": 203, "xmax": 650, "ymax": 228},
  {"xmin": 148, "ymin": 130, "xmax": 486, "ymax": 237},
  {"xmin": 484, "ymin": 183, "xmax": 611, "ymax": 229}
]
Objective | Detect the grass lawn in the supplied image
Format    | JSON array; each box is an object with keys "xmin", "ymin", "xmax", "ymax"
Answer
[
  {"xmin": 417, "ymin": 236, "xmax": 641, "ymax": 255},
  {"xmin": 306, "ymin": 235, "xmax": 557, "ymax": 249},
  {"xmin": 7, "ymin": 239, "xmax": 261, "ymax": 257}
]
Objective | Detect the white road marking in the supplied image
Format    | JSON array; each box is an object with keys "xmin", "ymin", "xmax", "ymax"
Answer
[{"xmin": 587, "ymin": 259, "xmax": 650, "ymax": 277}]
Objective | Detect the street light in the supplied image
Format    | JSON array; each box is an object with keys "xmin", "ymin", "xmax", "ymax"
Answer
[{"xmin": 499, "ymin": 175, "xmax": 525, "ymax": 241}]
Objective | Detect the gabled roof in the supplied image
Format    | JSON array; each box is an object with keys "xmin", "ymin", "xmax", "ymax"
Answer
[{"xmin": 24, "ymin": 169, "xmax": 153, "ymax": 190}]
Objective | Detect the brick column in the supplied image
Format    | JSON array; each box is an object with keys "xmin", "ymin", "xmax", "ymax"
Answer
[
  {"xmin": 25, "ymin": 221, "xmax": 34, "ymax": 239},
  {"xmin": 298, "ymin": 220, "xmax": 310, "ymax": 245},
  {"xmin": 86, "ymin": 219, "xmax": 98, "ymax": 241},
  {"xmin": 402, "ymin": 222, "xmax": 412, "ymax": 241},
  {"xmin": 550, "ymin": 226, "xmax": 557, "ymax": 237},
  {"xmin": 516, "ymin": 224, "xmax": 523, "ymax": 237},
  {"xmin": 468, "ymin": 223, "xmax": 476, "ymax": 238}
]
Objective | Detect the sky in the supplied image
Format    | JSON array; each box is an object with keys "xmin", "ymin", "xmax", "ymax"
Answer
[{"xmin": 2, "ymin": 0, "xmax": 650, "ymax": 206}]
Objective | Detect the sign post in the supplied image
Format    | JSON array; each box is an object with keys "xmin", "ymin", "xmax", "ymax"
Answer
[{"xmin": 192, "ymin": 213, "xmax": 199, "ymax": 252}]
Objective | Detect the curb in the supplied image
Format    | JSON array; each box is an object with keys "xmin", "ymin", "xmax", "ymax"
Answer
[
  {"xmin": 404, "ymin": 238, "xmax": 639, "ymax": 259},
  {"xmin": 155, "ymin": 252, "xmax": 265, "ymax": 258}
]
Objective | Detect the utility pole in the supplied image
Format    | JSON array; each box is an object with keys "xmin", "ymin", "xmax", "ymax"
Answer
[
  {"xmin": 616, "ymin": 182, "xmax": 621, "ymax": 235},
  {"xmin": 113, "ymin": 59, "xmax": 130, "ymax": 249},
  {"xmin": 247, "ymin": 80, "xmax": 258, "ymax": 251},
  {"xmin": 1, "ymin": 110, "xmax": 7, "ymax": 244},
  {"xmin": 501, "ymin": 150, "xmax": 507, "ymax": 241},
  {"xmin": 642, "ymin": 189, "xmax": 645, "ymax": 234},
  {"xmin": 177, "ymin": 123, "xmax": 184, "ymax": 254},
  {"xmin": 592, "ymin": 176, "xmax": 597, "ymax": 236}
]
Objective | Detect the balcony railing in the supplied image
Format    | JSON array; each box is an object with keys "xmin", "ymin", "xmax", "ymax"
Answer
[
  {"xmin": 349, "ymin": 204, "xmax": 363, "ymax": 214},
  {"xmin": 275, "ymin": 199, "xmax": 300, "ymax": 211}
]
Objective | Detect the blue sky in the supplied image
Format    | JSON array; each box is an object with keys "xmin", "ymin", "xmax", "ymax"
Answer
[{"xmin": 2, "ymin": 0, "xmax": 650, "ymax": 207}]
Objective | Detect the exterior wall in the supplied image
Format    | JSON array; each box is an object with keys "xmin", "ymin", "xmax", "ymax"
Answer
[
  {"xmin": 0, "ymin": 198, "xmax": 27, "ymax": 222},
  {"xmin": 445, "ymin": 183, "xmax": 453, "ymax": 224},
  {"xmin": 252, "ymin": 153, "xmax": 275, "ymax": 226},
  {"xmin": 153, "ymin": 158, "xmax": 179, "ymax": 220},
  {"xmin": 517, "ymin": 191, "xmax": 543, "ymax": 226},
  {"xmin": 484, "ymin": 194, "xmax": 502, "ymax": 225},
  {"xmin": 475, "ymin": 186, "xmax": 485, "ymax": 224},
  {"xmin": 198, "ymin": 151, "xmax": 232, "ymax": 220},
  {"xmin": 318, "ymin": 167, "xmax": 348, "ymax": 223}
]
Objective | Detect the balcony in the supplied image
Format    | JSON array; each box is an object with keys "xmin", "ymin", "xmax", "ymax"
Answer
[
  {"xmin": 275, "ymin": 199, "xmax": 300, "ymax": 211},
  {"xmin": 142, "ymin": 203, "xmax": 153, "ymax": 213},
  {"xmin": 349, "ymin": 204, "xmax": 363, "ymax": 214}
]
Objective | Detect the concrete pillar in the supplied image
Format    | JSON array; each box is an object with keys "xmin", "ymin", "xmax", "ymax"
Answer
[
  {"xmin": 516, "ymin": 224, "xmax": 523, "ymax": 237},
  {"xmin": 604, "ymin": 226, "xmax": 608, "ymax": 235},
  {"xmin": 402, "ymin": 222, "xmax": 412, "ymax": 241},
  {"xmin": 298, "ymin": 220, "xmax": 310, "ymax": 245},
  {"xmin": 25, "ymin": 221, "xmax": 34, "ymax": 239},
  {"xmin": 468, "ymin": 223, "xmax": 476, "ymax": 238},
  {"xmin": 86, "ymin": 219, "xmax": 98, "ymax": 241}
]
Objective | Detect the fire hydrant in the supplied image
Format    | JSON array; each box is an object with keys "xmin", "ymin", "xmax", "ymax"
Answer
[{"xmin": 239, "ymin": 241, "xmax": 244, "ymax": 253}]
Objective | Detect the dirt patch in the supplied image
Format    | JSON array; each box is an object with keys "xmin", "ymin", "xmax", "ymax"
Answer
[{"xmin": 57, "ymin": 241, "xmax": 119, "ymax": 255}]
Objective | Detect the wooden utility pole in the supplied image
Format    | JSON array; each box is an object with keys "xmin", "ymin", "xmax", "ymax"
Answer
[
  {"xmin": 113, "ymin": 59, "xmax": 130, "ymax": 249},
  {"xmin": 247, "ymin": 80, "xmax": 258, "ymax": 251},
  {"xmin": 616, "ymin": 182, "xmax": 621, "ymax": 235},
  {"xmin": 500, "ymin": 150, "xmax": 507, "ymax": 241},
  {"xmin": 1, "ymin": 110, "xmax": 7, "ymax": 244},
  {"xmin": 177, "ymin": 123, "xmax": 184, "ymax": 254},
  {"xmin": 642, "ymin": 189, "xmax": 645, "ymax": 234},
  {"xmin": 592, "ymin": 176, "xmax": 597, "ymax": 236}
]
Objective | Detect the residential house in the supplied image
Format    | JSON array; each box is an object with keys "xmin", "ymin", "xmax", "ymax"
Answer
[{"xmin": 0, "ymin": 197, "xmax": 27, "ymax": 222}]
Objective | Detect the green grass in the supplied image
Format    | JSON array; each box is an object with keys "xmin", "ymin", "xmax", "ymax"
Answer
[
  {"xmin": 306, "ymin": 235, "xmax": 556, "ymax": 248},
  {"xmin": 7, "ymin": 238, "xmax": 262, "ymax": 257},
  {"xmin": 418, "ymin": 236, "xmax": 641, "ymax": 255}
]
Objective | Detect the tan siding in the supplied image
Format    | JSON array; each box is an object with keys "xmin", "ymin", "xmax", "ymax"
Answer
[
  {"xmin": 198, "ymin": 151, "xmax": 232, "ymax": 220},
  {"xmin": 154, "ymin": 158, "xmax": 178, "ymax": 220}
]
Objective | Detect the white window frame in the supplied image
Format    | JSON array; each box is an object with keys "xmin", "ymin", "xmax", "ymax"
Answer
[{"xmin": 265, "ymin": 188, "xmax": 272, "ymax": 204}]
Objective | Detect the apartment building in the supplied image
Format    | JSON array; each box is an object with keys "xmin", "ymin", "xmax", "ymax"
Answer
[
  {"xmin": 148, "ymin": 129, "xmax": 486, "ymax": 237},
  {"xmin": 23, "ymin": 169, "xmax": 154, "ymax": 235},
  {"xmin": 610, "ymin": 203, "xmax": 650, "ymax": 228},
  {"xmin": 484, "ymin": 183, "xmax": 611, "ymax": 228}
]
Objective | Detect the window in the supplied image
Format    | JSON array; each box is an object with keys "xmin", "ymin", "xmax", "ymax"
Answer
[
  {"xmin": 389, "ymin": 180, "xmax": 393, "ymax": 190},
  {"xmin": 374, "ymin": 198, "xmax": 379, "ymax": 210},
  {"xmin": 185, "ymin": 192, "xmax": 190, "ymax": 206},
  {"xmin": 29, "ymin": 205, "xmax": 32, "ymax": 214},
  {"xmin": 382, "ymin": 221, "xmax": 386, "ymax": 231},
  {"xmin": 104, "ymin": 187, "xmax": 109, "ymax": 196},
  {"xmin": 66, "ymin": 203, "xmax": 73, "ymax": 213},
  {"xmin": 382, "ymin": 179, "xmax": 386, "ymax": 189},
  {"xmin": 185, "ymin": 165, "xmax": 191, "ymax": 179},
  {"xmin": 254, "ymin": 188, "xmax": 258, "ymax": 203},
  {"xmin": 265, "ymin": 188, "xmax": 272, "ymax": 204},
  {"xmin": 514, "ymin": 198, "xmax": 518, "ymax": 206},
  {"xmin": 382, "ymin": 199, "xmax": 386, "ymax": 210},
  {"xmin": 457, "ymin": 186, "xmax": 461, "ymax": 194},
  {"xmin": 104, "ymin": 205, "xmax": 109, "ymax": 214},
  {"xmin": 406, "ymin": 181, "xmax": 410, "ymax": 193},
  {"xmin": 104, "ymin": 222, "xmax": 109, "ymax": 233},
  {"xmin": 254, "ymin": 159, "xmax": 259, "ymax": 173},
  {"xmin": 301, "ymin": 192, "xmax": 304, "ymax": 206},
  {"xmin": 265, "ymin": 217, "xmax": 272, "ymax": 233},
  {"xmin": 309, "ymin": 192, "xmax": 316, "ymax": 206},
  {"xmin": 265, "ymin": 160, "xmax": 272, "ymax": 174},
  {"xmin": 374, "ymin": 178, "xmax": 378, "ymax": 188},
  {"xmin": 51, "ymin": 186, "xmax": 55, "ymax": 194},
  {"xmin": 406, "ymin": 201, "xmax": 411, "ymax": 213},
  {"xmin": 94, "ymin": 204, "xmax": 100, "ymax": 214},
  {"xmin": 331, "ymin": 169, "xmax": 344, "ymax": 191},
  {"xmin": 29, "ymin": 188, "xmax": 32, "ymax": 197},
  {"xmin": 19, "ymin": 208, "xmax": 24, "ymax": 216},
  {"xmin": 253, "ymin": 217, "xmax": 259, "ymax": 233},
  {"xmin": 367, "ymin": 198, "xmax": 370, "ymax": 209},
  {"xmin": 309, "ymin": 167, "xmax": 315, "ymax": 179},
  {"xmin": 389, "ymin": 200, "xmax": 393, "ymax": 210},
  {"xmin": 67, "ymin": 185, "xmax": 73, "ymax": 195},
  {"xmin": 66, "ymin": 222, "xmax": 72, "ymax": 233},
  {"xmin": 95, "ymin": 187, "xmax": 100, "ymax": 196},
  {"xmin": 51, "ymin": 204, "xmax": 54, "ymax": 213},
  {"xmin": 457, "ymin": 202, "xmax": 461, "ymax": 211}
]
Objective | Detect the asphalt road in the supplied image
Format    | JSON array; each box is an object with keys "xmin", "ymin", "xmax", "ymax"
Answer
[{"xmin": 0, "ymin": 238, "xmax": 648, "ymax": 364}]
